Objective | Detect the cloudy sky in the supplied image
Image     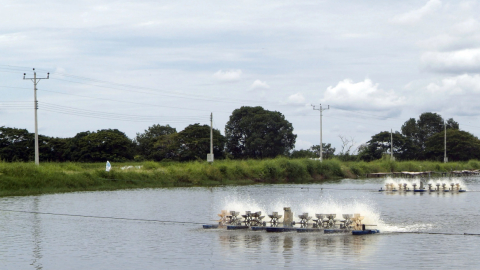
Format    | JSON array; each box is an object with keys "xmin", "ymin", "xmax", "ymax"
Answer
[{"xmin": 1, "ymin": 0, "xmax": 480, "ymax": 153}]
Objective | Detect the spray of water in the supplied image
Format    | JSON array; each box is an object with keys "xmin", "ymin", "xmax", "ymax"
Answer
[
  {"xmin": 383, "ymin": 176, "xmax": 468, "ymax": 191},
  {"xmin": 215, "ymin": 194, "xmax": 393, "ymax": 230}
]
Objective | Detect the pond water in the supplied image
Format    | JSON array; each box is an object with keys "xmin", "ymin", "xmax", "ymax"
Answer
[{"xmin": 1, "ymin": 176, "xmax": 479, "ymax": 269}]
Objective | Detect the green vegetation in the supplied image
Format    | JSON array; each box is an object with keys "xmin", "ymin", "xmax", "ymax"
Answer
[
  {"xmin": 2, "ymin": 111, "xmax": 480, "ymax": 163},
  {"xmin": 1, "ymin": 158, "xmax": 480, "ymax": 197},
  {"xmin": 359, "ymin": 112, "xmax": 465, "ymax": 161},
  {"xmin": 225, "ymin": 106, "xmax": 296, "ymax": 159}
]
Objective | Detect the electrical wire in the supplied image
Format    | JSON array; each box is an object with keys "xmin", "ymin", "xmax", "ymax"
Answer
[
  {"xmin": 51, "ymin": 77, "xmax": 264, "ymax": 105},
  {"xmin": 0, "ymin": 65, "xmax": 269, "ymax": 105},
  {"xmin": 38, "ymin": 88, "xmax": 229, "ymax": 113},
  {"xmin": 2, "ymin": 64, "xmax": 479, "ymax": 135},
  {"xmin": 0, "ymin": 85, "xmax": 31, "ymax": 90},
  {"xmin": 39, "ymin": 102, "xmax": 207, "ymax": 123},
  {"xmin": 0, "ymin": 209, "xmax": 205, "ymax": 225},
  {"xmin": 0, "ymin": 101, "xmax": 32, "ymax": 110},
  {"xmin": 329, "ymin": 106, "xmax": 399, "ymax": 120}
]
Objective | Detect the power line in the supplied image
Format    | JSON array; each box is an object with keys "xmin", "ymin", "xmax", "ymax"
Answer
[
  {"xmin": 51, "ymin": 77, "xmax": 262, "ymax": 105},
  {"xmin": 38, "ymin": 88, "xmax": 221, "ymax": 113},
  {"xmin": 329, "ymin": 106, "xmax": 398, "ymax": 120},
  {"xmin": 0, "ymin": 85, "xmax": 31, "ymax": 90},
  {"xmin": 0, "ymin": 209, "xmax": 205, "ymax": 225},
  {"xmin": 39, "ymin": 102, "xmax": 207, "ymax": 123},
  {"xmin": 4, "ymin": 65, "xmax": 480, "ymax": 137},
  {"xmin": 0, "ymin": 65, "xmax": 271, "ymax": 106}
]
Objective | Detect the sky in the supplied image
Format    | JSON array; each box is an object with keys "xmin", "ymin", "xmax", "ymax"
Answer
[{"xmin": 1, "ymin": 0, "xmax": 480, "ymax": 154}]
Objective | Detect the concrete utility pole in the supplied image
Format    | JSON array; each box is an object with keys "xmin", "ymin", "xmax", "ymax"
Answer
[
  {"xmin": 311, "ymin": 104, "xmax": 329, "ymax": 161},
  {"xmin": 391, "ymin": 129, "xmax": 393, "ymax": 160},
  {"xmin": 443, "ymin": 121, "xmax": 447, "ymax": 163},
  {"xmin": 207, "ymin": 112, "xmax": 214, "ymax": 163},
  {"xmin": 23, "ymin": 68, "xmax": 49, "ymax": 166}
]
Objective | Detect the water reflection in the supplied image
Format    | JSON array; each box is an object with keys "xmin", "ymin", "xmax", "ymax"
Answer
[
  {"xmin": 31, "ymin": 197, "xmax": 43, "ymax": 270},
  {"xmin": 217, "ymin": 231, "xmax": 379, "ymax": 259},
  {"xmin": 383, "ymin": 191, "xmax": 464, "ymax": 197}
]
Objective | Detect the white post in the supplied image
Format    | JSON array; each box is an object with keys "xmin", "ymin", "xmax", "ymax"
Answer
[
  {"xmin": 320, "ymin": 106, "xmax": 323, "ymax": 161},
  {"xmin": 391, "ymin": 129, "xmax": 393, "ymax": 160},
  {"xmin": 311, "ymin": 104, "xmax": 329, "ymax": 161},
  {"xmin": 207, "ymin": 112, "xmax": 214, "ymax": 162},
  {"xmin": 34, "ymin": 70, "xmax": 39, "ymax": 165},
  {"xmin": 210, "ymin": 112, "xmax": 213, "ymax": 155},
  {"xmin": 444, "ymin": 121, "xmax": 447, "ymax": 163},
  {"xmin": 24, "ymin": 68, "xmax": 49, "ymax": 165}
]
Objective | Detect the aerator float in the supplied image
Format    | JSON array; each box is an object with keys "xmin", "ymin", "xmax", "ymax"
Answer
[{"xmin": 203, "ymin": 207, "xmax": 379, "ymax": 235}]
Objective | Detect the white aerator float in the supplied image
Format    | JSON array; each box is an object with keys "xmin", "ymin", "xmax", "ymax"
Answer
[
  {"xmin": 379, "ymin": 180, "xmax": 466, "ymax": 193},
  {"xmin": 203, "ymin": 207, "xmax": 379, "ymax": 235}
]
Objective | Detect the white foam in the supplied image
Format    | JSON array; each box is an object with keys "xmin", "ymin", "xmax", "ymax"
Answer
[
  {"xmin": 380, "ymin": 223, "xmax": 434, "ymax": 232},
  {"xmin": 216, "ymin": 195, "xmax": 384, "ymax": 228},
  {"xmin": 383, "ymin": 176, "xmax": 468, "ymax": 191}
]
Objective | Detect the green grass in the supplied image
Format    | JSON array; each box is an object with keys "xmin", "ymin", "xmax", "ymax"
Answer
[{"xmin": 0, "ymin": 158, "xmax": 479, "ymax": 197}]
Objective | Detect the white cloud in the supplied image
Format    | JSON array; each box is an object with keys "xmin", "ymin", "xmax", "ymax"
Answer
[
  {"xmin": 391, "ymin": 0, "xmax": 442, "ymax": 25},
  {"xmin": 459, "ymin": 1, "xmax": 476, "ymax": 10},
  {"xmin": 287, "ymin": 93, "xmax": 305, "ymax": 104},
  {"xmin": 426, "ymin": 74, "xmax": 480, "ymax": 95},
  {"xmin": 250, "ymin": 79, "xmax": 270, "ymax": 90},
  {"xmin": 4, "ymin": 0, "xmax": 480, "ymax": 155},
  {"xmin": 421, "ymin": 48, "xmax": 480, "ymax": 73},
  {"xmin": 321, "ymin": 78, "xmax": 405, "ymax": 111},
  {"xmin": 408, "ymin": 74, "xmax": 480, "ymax": 116},
  {"xmin": 213, "ymin": 69, "xmax": 242, "ymax": 81},
  {"xmin": 453, "ymin": 18, "xmax": 480, "ymax": 35}
]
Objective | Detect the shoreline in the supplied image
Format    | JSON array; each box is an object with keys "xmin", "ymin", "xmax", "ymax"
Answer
[{"xmin": 0, "ymin": 158, "xmax": 479, "ymax": 197}]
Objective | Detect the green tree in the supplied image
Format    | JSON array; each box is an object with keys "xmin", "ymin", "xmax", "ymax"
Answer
[
  {"xmin": 225, "ymin": 106, "xmax": 296, "ymax": 159},
  {"xmin": 401, "ymin": 118, "xmax": 418, "ymax": 144},
  {"xmin": 152, "ymin": 132, "xmax": 179, "ymax": 161},
  {"xmin": 290, "ymin": 144, "xmax": 335, "ymax": 159},
  {"xmin": 359, "ymin": 131, "xmax": 415, "ymax": 161},
  {"xmin": 0, "ymin": 126, "xmax": 34, "ymax": 161},
  {"xmin": 401, "ymin": 112, "xmax": 459, "ymax": 159},
  {"xmin": 446, "ymin": 118, "xmax": 460, "ymax": 129},
  {"xmin": 39, "ymin": 136, "xmax": 68, "ymax": 162},
  {"xmin": 426, "ymin": 129, "xmax": 480, "ymax": 161},
  {"xmin": 310, "ymin": 144, "xmax": 336, "ymax": 159},
  {"xmin": 66, "ymin": 129, "xmax": 135, "ymax": 162},
  {"xmin": 176, "ymin": 124, "xmax": 225, "ymax": 161},
  {"xmin": 290, "ymin": 149, "xmax": 316, "ymax": 159},
  {"xmin": 135, "ymin": 124, "xmax": 177, "ymax": 161}
]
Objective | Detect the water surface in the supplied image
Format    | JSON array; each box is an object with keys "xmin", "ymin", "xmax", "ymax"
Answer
[{"xmin": 1, "ymin": 176, "xmax": 479, "ymax": 269}]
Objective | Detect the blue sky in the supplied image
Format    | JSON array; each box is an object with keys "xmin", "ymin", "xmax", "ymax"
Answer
[{"xmin": 1, "ymin": 0, "xmax": 480, "ymax": 153}]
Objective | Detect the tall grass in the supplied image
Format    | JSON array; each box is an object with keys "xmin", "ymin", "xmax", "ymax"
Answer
[{"xmin": 0, "ymin": 158, "xmax": 479, "ymax": 196}]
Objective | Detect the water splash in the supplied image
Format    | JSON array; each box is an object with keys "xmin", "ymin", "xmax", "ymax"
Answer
[
  {"xmin": 380, "ymin": 223, "xmax": 434, "ymax": 232},
  {"xmin": 215, "ymin": 194, "xmax": 386, "ymax": 230},
  {"xmin": 383, "ymin": 176, "xmax": 468, "ymax": 191}
]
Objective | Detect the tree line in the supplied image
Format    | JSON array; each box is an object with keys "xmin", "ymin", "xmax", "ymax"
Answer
[
  {"xmin": 2, "ymin": 109, "xmax": 480, "ymax": 163},
  {"xmin": 0, "ymin": 106, "xmax": 297, "ymax": 162},
  {"xmin": 357, "ymin": 112, "xmax": 480, "ymax": 161}
]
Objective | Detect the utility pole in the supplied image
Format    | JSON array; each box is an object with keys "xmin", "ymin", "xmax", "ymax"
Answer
[
  {"xmin": 207, "ymin": 112, "xmax": 214, "ymax": 163},
  {"xmin": 391, "ymin": 129, "xmax": 394, "ymax": 161},
  {"xmin": 443, "ymin": 121, "xmax": 447, "ymax": 163},
  {"xmin": 439, "ymin": 121, "xmax": 448, "ymax": 163},
  {"xmin": 311, "ymin": 104, "xmax": 329, "ymax": 161},
  {"xmin": 23, "ymin": 68, "xmax": 49, "ymax": 165}
]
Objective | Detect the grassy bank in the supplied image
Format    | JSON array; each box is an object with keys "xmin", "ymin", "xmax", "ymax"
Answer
[{"xmin": 0, "ymin": 158, "xmax": 479, "ymax": 196}]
